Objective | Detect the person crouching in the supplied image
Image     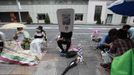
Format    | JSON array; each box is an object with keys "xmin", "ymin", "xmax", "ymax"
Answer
[{"xmin": 57, "ymin": 32, "xmax": 72, "ymax": 56}]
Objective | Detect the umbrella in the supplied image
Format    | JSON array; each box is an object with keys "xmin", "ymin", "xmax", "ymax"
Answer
[
  {"xmin": 1, "ymin": 23, "xmax": 26, "ymax": 29},
  {"xmin": 108, "ymin": 0, "xmax": 134, "ymax": 16}
]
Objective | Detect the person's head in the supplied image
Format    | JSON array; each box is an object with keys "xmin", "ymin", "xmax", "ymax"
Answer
[
  {"xmin": 108, "ymin": 28, "xmax": 118, "ymax": 42},
  {"xmin": 108, "ymin": 28, "xmax": 117, "ymax": 37},
  {"xmin": 36, "ymin": 26, "xmax": 43, "ymax": 33},
  {"xmin": 17, "ymin": 27, "xmax": 23, "ymax": 31},
  {"xmin": 117, "ymin": 29, "xmax": 128, "ymax": 39},
  {"xmin": 122, "ymin": 24, "xmax": 131, "ymax": 31},
  {"xmin": 37, "ymin": 26, "xmax": 43, "ymax": 31}
]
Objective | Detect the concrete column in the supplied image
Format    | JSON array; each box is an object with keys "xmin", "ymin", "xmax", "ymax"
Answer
[{"xmin": 87, "ymin": 0, "xmax": 107, "ymax": 24}]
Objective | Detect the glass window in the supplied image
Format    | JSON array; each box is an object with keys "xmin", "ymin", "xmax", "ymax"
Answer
[
  {"xmin": 121, "ymin": 16, "xmax": 128, "ymax": 24},
  {"xmin": 0, "ymin": 0, "xmax": 16, "ymax": 5},
  {"xmin": 72, "ymin": 0, "xmax": 88, "ymax": 4},
  {"xmin": 55, "ymin": 0, "xmax": 67, "ymax": 4},
  {"xmin": 106, "ymin": 14, "xmax": 113, "ymax": 24},
  {"xmin": 94, "ymin": 6, "xmax": 102, "ymax": 21},
  {"xmin": 37, "ymin": 14, "xmax": 45, "ymax": 20},
  {"xmin": 75, "ymin": 14, "xmax": 83, "ymax": 21}
]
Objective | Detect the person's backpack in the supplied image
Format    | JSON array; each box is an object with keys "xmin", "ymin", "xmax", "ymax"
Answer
[{"xmin": 66, "ymin": 51, "xmax": 77, "ymax": 58}]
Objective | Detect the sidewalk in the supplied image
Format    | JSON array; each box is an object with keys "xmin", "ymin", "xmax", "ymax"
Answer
[
  {"xmin": 0, "ymin": 39, "xmax": 102, "ymax": 75},
  {"xmin": 0, "ymin": 25, "xmax": 110, "ymax": 75}
]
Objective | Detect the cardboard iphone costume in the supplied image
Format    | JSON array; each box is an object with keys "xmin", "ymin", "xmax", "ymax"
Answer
[{"xmin": 57, "ymin": 9, "xmax": 74, "ymax": 32}]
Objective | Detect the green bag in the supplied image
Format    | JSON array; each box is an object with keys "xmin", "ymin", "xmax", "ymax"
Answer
[{"xmin": 111, "ymin": 48, "xmax": 134, "ymax": 75}]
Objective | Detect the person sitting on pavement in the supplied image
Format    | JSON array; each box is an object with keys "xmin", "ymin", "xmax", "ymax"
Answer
[
  {"xmin": 100, "ymin": 29, "xmax": 134, "ymax": 69},
  {"xmin": 57, "ymin": 32, "xmax": 72, "ymax": 56},
  {"xmin": 109, "ymin": 29, "xmax": 134, "ymax": 56},
  {"xmin": 97, "ymin": 28, "xmax": 117, "ymax": 52},
  {"xmin": 13, "ymin": 27, "xmax": 30, "ymax": 42},
  {"xmin": 122, "ymin": 24, "xmax": 134, "ymax": 43},
  {"xmin": 34, "ymin": 26, "xmax": 47, "ymax": 41},
  {"xmin": 30, "ymin": 26, "xmax": 47, "ymax": 55},
  {"xmin": 13, "ymin": 27, "xmax": 30, "ymax": 50},
  {"xmin": 121, "ymin": 24, "xmax": 131, "ymax": 38}
]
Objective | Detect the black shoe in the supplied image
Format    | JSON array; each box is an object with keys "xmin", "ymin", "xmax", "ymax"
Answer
[{"xmin": 60, "ymin": 52, "xmax": 67, "ymax": 57}]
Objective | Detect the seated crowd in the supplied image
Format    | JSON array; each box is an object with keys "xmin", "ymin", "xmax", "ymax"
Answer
[
  {"xmin": 0, "ymin": 25, "xmax": 75, "ymax": 57},
  {"xmin": 12, "ymin": 26, "xmax": 47, "ymax": 55},
  {"xmin": 0, "ymin": 26, "xmax": 48, "ymax": 65},
  {"xmin": 97, "ymin": 25, "xmax": 134, "ymax": 69}
]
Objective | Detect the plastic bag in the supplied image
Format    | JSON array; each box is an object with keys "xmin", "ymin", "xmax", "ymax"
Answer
[{"xmin": 111, "ymin": 49, "xmax": 134, "ymax": 75}]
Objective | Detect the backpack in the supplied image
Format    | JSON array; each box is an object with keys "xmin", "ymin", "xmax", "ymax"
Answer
[{"xmin": 66, "ymin": 51, "xmax": 77, "ymax": 58}]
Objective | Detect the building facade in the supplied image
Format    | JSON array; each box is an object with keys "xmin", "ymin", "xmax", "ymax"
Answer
[{"xmin": 0, "ymin": 0, "xmax": 133, "ymax": 25}]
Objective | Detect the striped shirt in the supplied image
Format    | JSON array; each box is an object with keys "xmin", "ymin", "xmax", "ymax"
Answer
[{"xmin": 110, "ymin": 39, "xmax": 134, "ymax": 56}]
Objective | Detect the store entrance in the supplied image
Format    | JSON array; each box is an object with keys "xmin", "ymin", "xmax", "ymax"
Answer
[{"xmin": 0, "ymin": 12, "xmax": 30, "ymax": 22}]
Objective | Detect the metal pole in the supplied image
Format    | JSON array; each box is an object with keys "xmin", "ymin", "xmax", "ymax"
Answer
[{"xmin": 16, "ymin": 0, "xmax": 22, "ymax": 23}]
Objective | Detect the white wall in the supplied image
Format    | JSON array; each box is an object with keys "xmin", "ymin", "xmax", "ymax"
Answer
[
  {"xmin": 0, "ymin": 2, "xmax": 133, "ymax": 25},
  {"xmin": 107, "ymin": 9, "xmax": 134, "ymax": 25},
  {"xmin": 87, "ymin": 1, "xmax": 107, "ymax": 24},
  {"xmin": 127, "ymin": 17, "xmax": 134, "ymax": 25},
  {"xmin": 107, "ymin": 9, "xmax": 122, "ymax": 25},
  {"xmin": 0, "ymin": 5, "xmax": 88, "ymax": 24}
]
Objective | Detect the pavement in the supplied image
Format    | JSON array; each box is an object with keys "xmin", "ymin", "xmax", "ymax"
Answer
[{"xmin": 0, "ymin": 25, "xmax": 111, "ymax": 75}]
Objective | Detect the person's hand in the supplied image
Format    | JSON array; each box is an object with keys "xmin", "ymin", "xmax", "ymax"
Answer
[
  {"xmin": 16, "ymin": 31, "xmax": 21, "ymax": 34},
  {"xmin": 104, "ymin": 43, "xmax": 110, "ymax": 47},
  {"xmin": 109, "ymin": 43, "xmax": 113, "ymax": 47}
]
